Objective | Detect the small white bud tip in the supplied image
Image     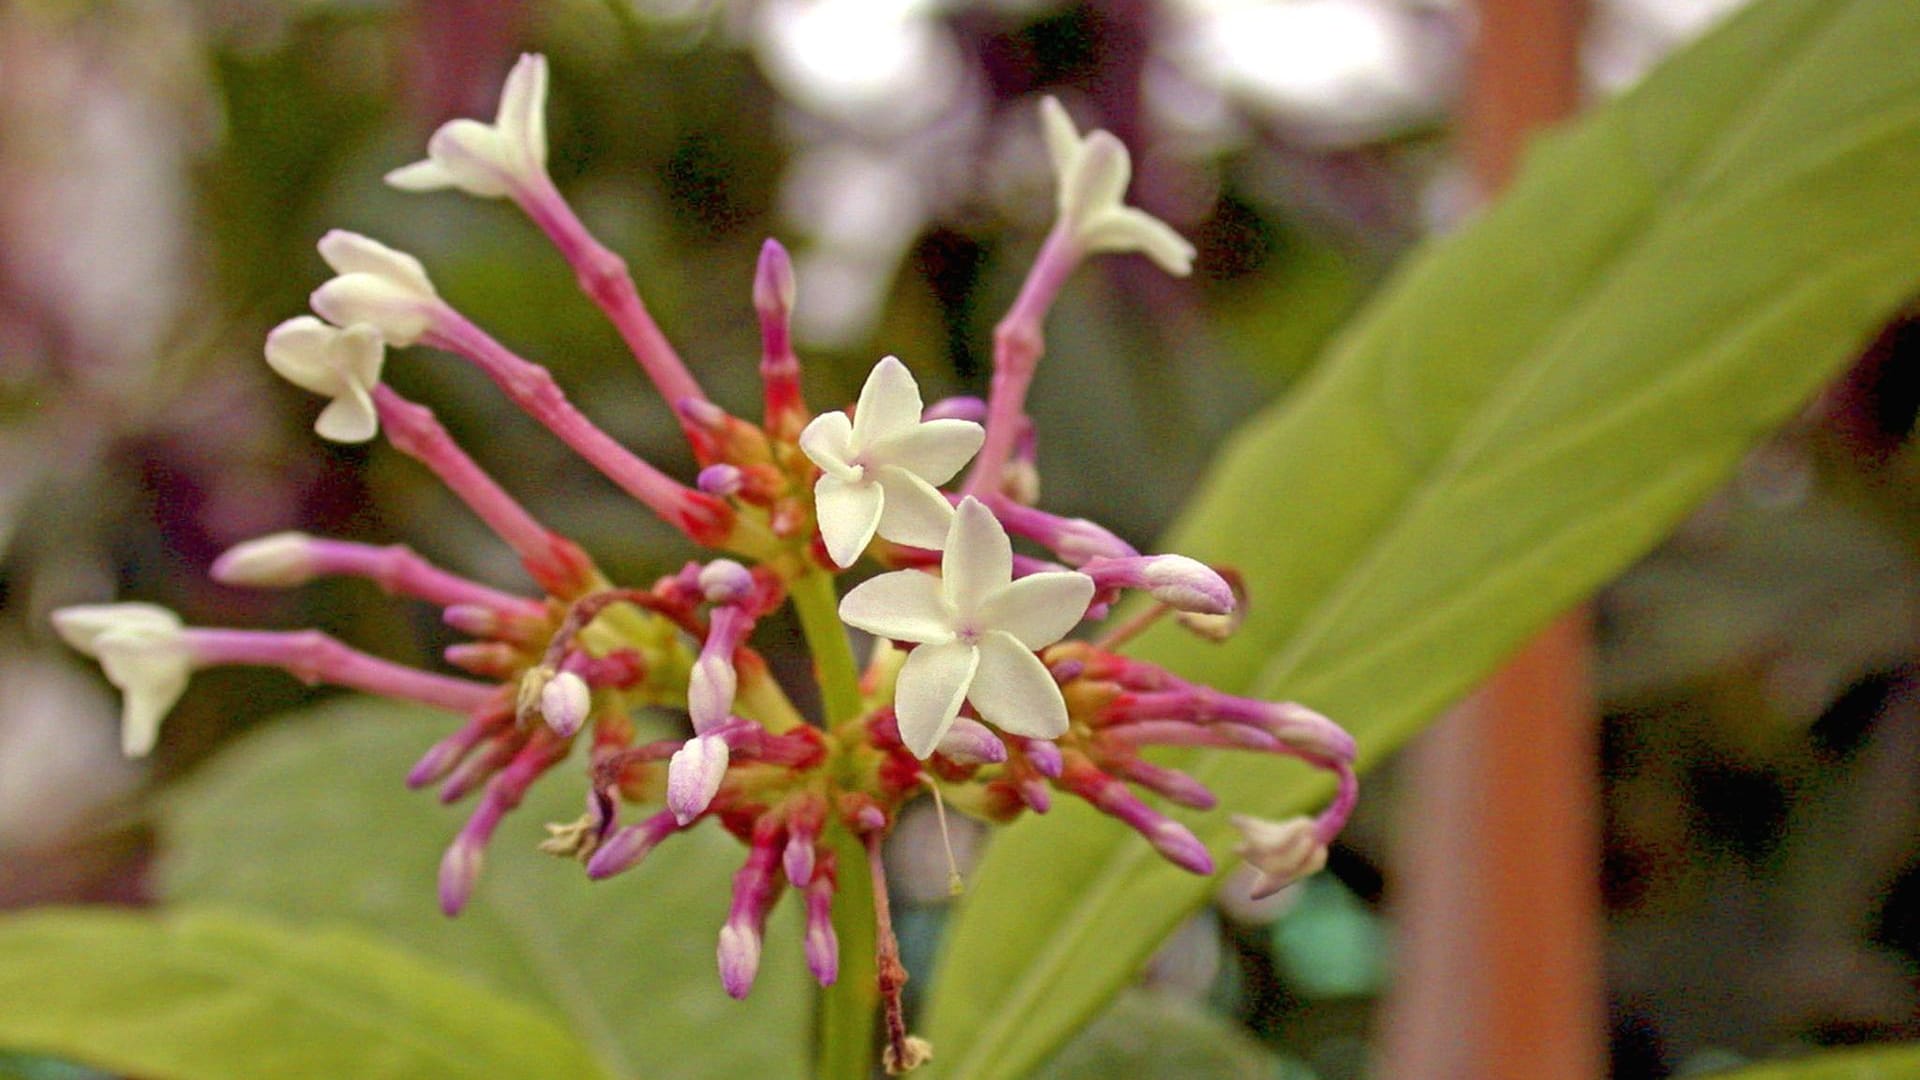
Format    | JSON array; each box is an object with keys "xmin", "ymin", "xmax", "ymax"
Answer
[
  {"xmin": 211, "ymin": 532, "xmax": 318, "ymax": 588},
  {"xmin": 540, "ymin": 670, "xmax": 591, "ymax": 737}
]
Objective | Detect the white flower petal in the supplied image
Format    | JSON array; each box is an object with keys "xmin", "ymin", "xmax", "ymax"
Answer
[
  {"xmin": 316, "ymin": 231, "xmax": 436, "ymax": 298},
  {"xmin": 867, "ymin": 418, "xmax": 983, "ymax": 485},
  {"xmin": 495, "ymin": 54, "xmax": 548, "ymax": 172},
  {"xmin": 798, "ymin": 410, "xmax": 859, "ymax": 480},
  {"xmin": 850, "ymin": 355, "xmax": 924, "ymax": 447},
  {"xmin": 383, "ymin": 158, "xmax": 456, "ymax": 192},
  {"xmin": 420, "ymin": 120, "xmax": 516, "ymax": 199},
  {"xmin": 52, "ymin": 603, "xmax": 182, "ymax": 654},
  {"xmin": 1039, "ymin": 97, "xmax": 1081, "ymax": 185},
  {"xmin": 895, "ymin": 641, "xmax": 978, "ymax": 758},
  {"xmin": 1061, "ymin": 131, "xmax": 1131, "ymax": 226},
  {"xmin": 311, "ymin": 276, "xmax": 434, "ymax": 347},
  {"xmin": 314, "ymin": 383, "xmax": 379, "ymax": 444},
  {"xmin": 333, "ymin": 324, "xmax": 386, "ymax": 387},
  {"xmin": 815, "ymin": 474, "xmax": 885, "ymax": 568},
  {"xmin": 837, "ymin": 570, "xmax": 953, "ymax": 644},
  {"xmin": 941, "ymin": 497, "xmax": 1012, "ymax": 616},
  {"xmin": 1081, "ymin": 207, "xmax": 1197, "ymax": 277},
  {"xmin": 264, "ymin": 317, "xmax": 345, "ymax": 396},
  {"xmin": 978, "ymin": 571, "xmax": 1094, "ymax": 650},
  {"xmin": 968, "ymin": 631, "xmax": 1068, "ymax": 741},
  {"xmin": 52, "ymin": 604, "xmax": 194, "ymax": 758},
  {"xmin": 872, "ymin": 467, "xmax": 956, "ymax": 552}
]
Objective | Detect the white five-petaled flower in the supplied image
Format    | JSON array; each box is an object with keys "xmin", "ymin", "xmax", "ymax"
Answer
[
  {"xmin": 51, "ymin": 603, "xmax": 194, "ymax": 758},
  {"xmin": 838, "ymin": 497, "xmax": 1094, "ymax": 758},
  {"xmin": 264, "ymin": 319, "xmax": 387, "ymax": 443},
  {"xmin": 798, "ymin": 356, "xmax": 984, "ymax": 568},
  {"xmin": 309, "ymin": 230, "xmax": 441, "ymax": 347},
  {"xmin": 1040, "ymin": 97, "xmax": 1196, "ymax": 277},
  {"xmin": 386, "ymin": 54, "xmax": 549, "ymax": 200}
]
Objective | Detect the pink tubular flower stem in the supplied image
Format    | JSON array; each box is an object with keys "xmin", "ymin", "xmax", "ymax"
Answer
[
  {"xmin": 374, "ymin": 386, "xmax": 593, "ymax": 595},
  {"xmin": 185, "ymin": 627, "xmax": 498, "ymax": 714},
  {"xmin": 291, "ymin": 537, "xmax": 545, "ymax": 618},
  {"xmin": 965, "ymin": 224, "xmax": 1081, "ymax": 498},
  {"xmin": 514, "ymin": 172, "xmax": 709, "ymax": 424},
  {"xmin": 586, "ymin": 809, "xmax": 682, "ymax": 880},
  {"xmin": 978, "ymin": 493, "xmax": 1137, "ymax": 565},
  {"xmin": 422, "ymin": 307, "xmax": 735, "ymax": 547},
  {"xmin": 441, "ymin": 733, "xmax": 571, "ymax": 914}
]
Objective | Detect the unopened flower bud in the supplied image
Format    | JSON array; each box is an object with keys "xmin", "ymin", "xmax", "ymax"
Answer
[
  {"xmin": 667, "ymin": 735, "xmax": 729, "ymax": 825},
  {"xmin": 753, "ymin": 237, "xmax": 798, "ymax": 319},
  {"xmin": 1149, "ymin": 819, "xmax": 1215, "ymax": 876},
  {"xmin": 687, "ymin": 653, "xmax": 737, "ymax": 735},
  {"xmin": 1230, "ymin": 814, "xmax": 1328, "ymax": 899},
  {"xmin": 442, "ymin": 604, "xmax": 501, "ymax": 638},
  {"xmin": 935, "ymin": 718, "xmax": 1007, "ymax": 764},
  {"xmin": 540, "ymin": 670, "xmax": 591, "ymax": 737},
  {"xmin": 697, "ymin": 560, "xmax": 756, "ymax": 605},
  {"xmin": 1140, "ymin": 555, "xmax": 1233, "ymax": 614},
  {"xmin": 438, "ymin": 834, "xmax": 485, "ymax": 915},
  {"xmin": 212, "ymin": 532, "xmax": 319, "ymax": 588},
  {"xmin": 1021, "ymin": 738, "xmax": 1065, "ymax": 779},
  {"xmin": 697, "ymin": 464, "xmax": 743, "ymax": 497},
  {"xmin": 717, "ymin": 921, "xmax": 763, "ymax": 999},
  {"xmin": 804, "ymin": 880, "xmax": 838, "ymax": 987}
]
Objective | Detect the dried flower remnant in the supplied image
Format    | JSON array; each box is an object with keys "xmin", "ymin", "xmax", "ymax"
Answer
[{"xmin": 52, "ymin": 62, "xmax": 1356, "ymax": 1074}]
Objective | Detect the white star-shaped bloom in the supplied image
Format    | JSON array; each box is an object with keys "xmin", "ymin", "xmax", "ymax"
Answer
[
  {"xmin": 386, "ymin": 54, "xmax": 549, "ymax": 200},
  {"xmin": 1040, "ymin": 97, "xmax": 1196, "ymax": 277},
  {"xmin": 51, "ymin": 603, "xmax": 194, "ymax": 757},
  {"xmin": 799, "ymin": 356, "xmax": 984, "ymax": 568},
  {"xmin": 264, "ymin": 318, "xmax": 386, "ymax": 443},
  {"xmin": 309, "ymin": 230, "xmax": 440, "ymax": 347},
  {"xmin": 838, "ymin": 497, "xmax": 1094, "ymax": 758}
]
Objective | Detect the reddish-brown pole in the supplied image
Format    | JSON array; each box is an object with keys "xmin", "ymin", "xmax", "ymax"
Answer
[{"xmin": 1373, "ymin": 1, "xmax": 1605, "ymax": 1078}]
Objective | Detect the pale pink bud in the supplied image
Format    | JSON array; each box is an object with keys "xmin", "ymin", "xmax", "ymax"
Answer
[
  {"xmin": 1149, "ymin": 820, "xmax": 1215, "ymax": 876},
  {"xmin": 784, "ymin": 837, "xmax": 815, "ymax": 890},
  {"xmin": 666, "ymin": 735, "xmax": 729, "ymax": 825},
  {"xmin": 687, "ymin": 654, "xmax": 737, "ymax": 735},
  {"xmin": 753, "ymin": 237, "xmax": 797, "ymax": 319},
  {"xmin": 438, "ymin": 834, "xmax": 484, "ymax": 915},
  {"xmin": 1140, "ymin": 556, "xmax": 1234, "ymax": 614},
  {"xmin": 697, "ymin": 464, "xmax": 743, "ymax": 496},
  {"xmin": 442, "ymin": 604, "xmax": 501, "ymax": 638},
  {"xmin": 586, "ymin": 813, "xmax": 678, "ymax": 880},
  {"xmin": 1021, "ymin": 738, "xmax": 1065, "ymax": 778},
  {"xmin": 697, "ymin": 560, "xmax": 756, "ymax": 605},
  {"xmin": 540, "ymin": 670, "xmax": 591, "ymax": 737},
  {"xmin": 935, "ymin": 717, "xmax": 1008, "ymax": 764},
  {"xmin": 804, "ymin": 880, "xmax": 838, "ymax": 986},
  {"xmin": 717, "ymin": 921, "xmax": 763, "ymax": 999}
]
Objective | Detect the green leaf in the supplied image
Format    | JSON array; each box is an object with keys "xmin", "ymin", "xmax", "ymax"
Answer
[
  {"xmin": 1708, "ymin": 1044, "xmax": 1920, "ymax": 1079},
  {"xmin": 1032, "ymin": 991, "xmax": 1306, "ymax": 1080},
  {"xmin": 160, "ymin": 699, "xmax": 810, "ymax": 1080},
  {"xmin": 0, "ymin": 907, "xmax": 612, "ymax": 1080},
  {"xmin": 927, "ymin": 0, "xmax": 1920, "ymax": 1076}
]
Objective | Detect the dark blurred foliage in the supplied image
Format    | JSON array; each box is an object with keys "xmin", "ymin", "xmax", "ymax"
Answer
[{"xmin": 3, "ymin": 1, "xmax": 1917, "ymax": 1077}]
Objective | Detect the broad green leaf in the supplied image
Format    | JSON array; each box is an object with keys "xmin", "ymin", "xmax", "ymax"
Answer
[
  {"xmin": 1033, "ymin": 991, "xmax": 1307, "ymax": 1080},
  {"xmin": 928, "ymin": 0, "xmax": 1920, "ymax": 1076},
  {"xmin": 1710, "ymin": 1043, "xmax": 1920, "ymax": 1079},
  {"xmin": 160, "ymin": 699, "xmax": 809, "ymax": 1080},
  {"xmin": 0, "ymin": 907, "xmax": 611, "ymax": 1080}
]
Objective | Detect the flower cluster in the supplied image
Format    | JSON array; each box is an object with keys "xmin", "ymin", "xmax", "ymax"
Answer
[{"xmin": 55, "ymin": 56, "xmax": 1356, "ymax": 1073}]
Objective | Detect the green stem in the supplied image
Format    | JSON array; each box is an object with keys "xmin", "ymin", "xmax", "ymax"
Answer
[
  {"xmin": 790, "ymin": 568, "xmax": 863, "ymax": 724},
  {"xmin": 788, "ymin": 567, "xmax": 878, "ymax": 1077}
]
